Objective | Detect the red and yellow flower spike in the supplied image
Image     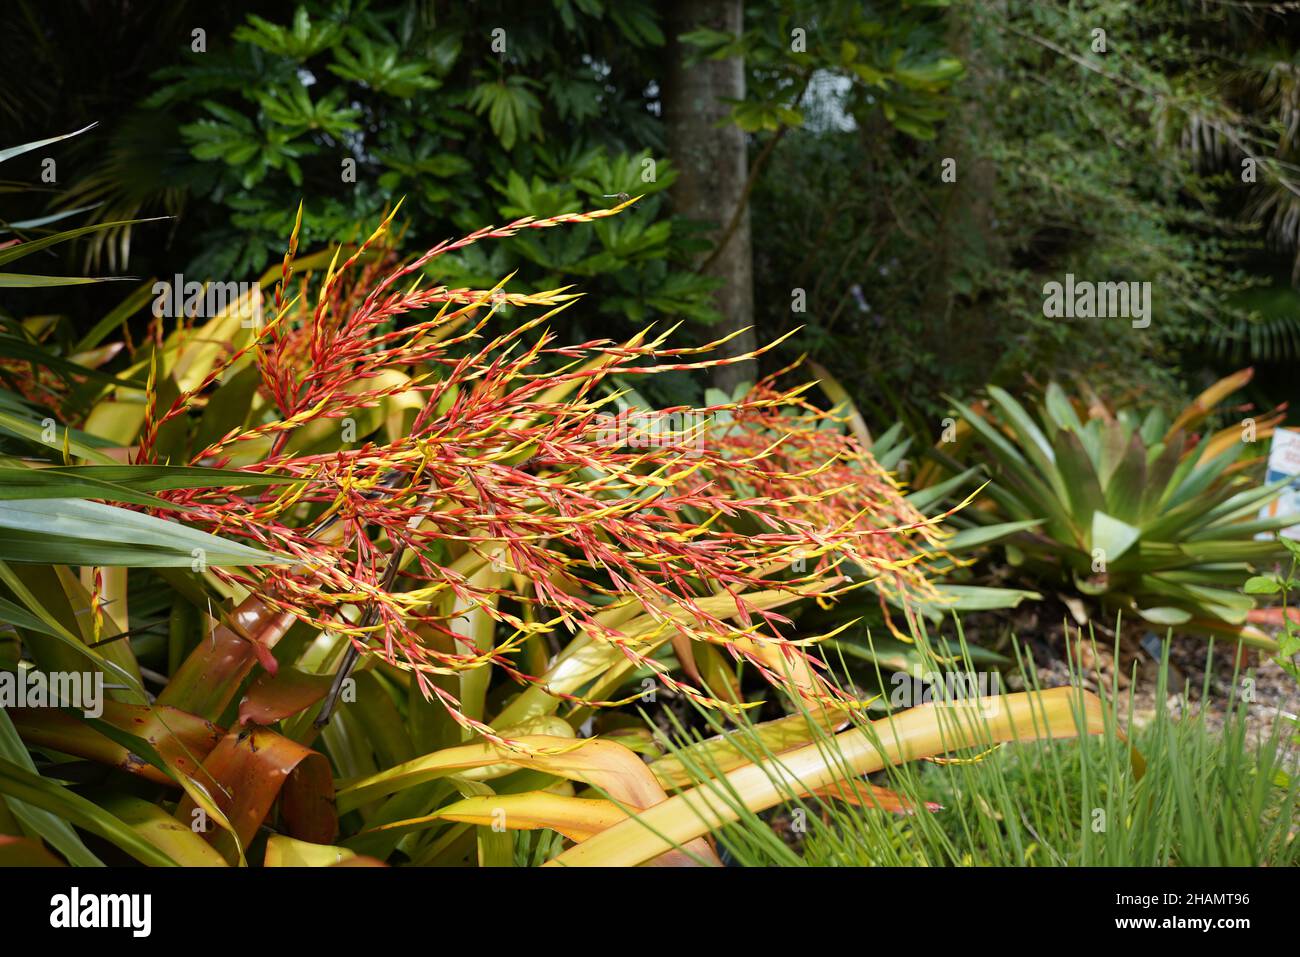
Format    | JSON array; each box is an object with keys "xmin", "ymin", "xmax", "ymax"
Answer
[{"xmin": 134, "ymin": 200, "xmax": 943, "ymax": 733}]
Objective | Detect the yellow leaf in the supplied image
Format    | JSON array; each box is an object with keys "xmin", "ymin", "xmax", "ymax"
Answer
[
  {"xmin": 265, "ymin": 835, "xmax": 355, "ymax": 867},
  {"xmin": 649, "ymin": 705, "xmax": 850, "ymax": 790},
  {"xmin": 389, "ymin": 790, "xmax": 628, "ymax": 843},
  {"xmin": 339, "ymin": 732, "xmax": 721, "ymax": 865},
  {"xmin": 546, "ymin": 687, "xmax": 1112, "ymax": 867}
]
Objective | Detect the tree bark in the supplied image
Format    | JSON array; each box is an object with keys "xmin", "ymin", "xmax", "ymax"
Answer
[
  {"xmin": 663, "ymin": 0, "xmax": 756, "ymax": 394},
  {"xmin": 923, "ymin": 1, "xmax": 1006, "ymax": 379}
]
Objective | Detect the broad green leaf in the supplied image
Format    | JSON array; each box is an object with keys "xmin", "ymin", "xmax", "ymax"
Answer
[
  {"xmin": 948, "ymin": 395, "xmax": 1072, "ymax": 529},
  {"xmin": 0, "ymin": 561, "xmax": 143, "ymax": 695},
  {"xmin": 1043, "ymin": 382, "xmax": 1083, "ymax": 433},
  {"xmin": 943, "ymin": 519, "xmax": 1042, "ymax": 552},
  {"xmin": 924, "ymin": 583, "xmax": 1042, "ymax": 612},
  {"xmin": 1090, "ymin": 511, "xmax": 1141, "ymax": 563},
  {"xmin": 0, "ymin": 468, "xmax": 169, "ymax": 507},
  {"xmin": 1141, "ymin": 436, "xmax": 1184, "ymax": 516},
  {"xmin": 986, "ymin": 386, "xmax": 1060, "ymax": 493},
  {"xmin": 0, "ymin": 498, "xmax": 291, "ymax": 567},
  {"xmin": 1244, "ymin": 575, "xmax": 1282, "ymax": 595},
  {"xmin": 1052, "ymin": 428, "xmax": 1105, "ymax": 531},
  {"xmin": 1103, "ymin": 432, "xmax": 1147, "ymax": 523},
  {"xmin": 0, "ymin": 409, "xmax": 120, "ymax": 464},
  {"xmin": 905, "ymin": 466, "xmax": 978, "ymax": 512},
  {"xmin": 0, "ymin": 594, "xmax": 65, "ymax": 636},
  {"xmin": 1136, "ymin": 606, "xmax": 1193, "ymax": 625}
]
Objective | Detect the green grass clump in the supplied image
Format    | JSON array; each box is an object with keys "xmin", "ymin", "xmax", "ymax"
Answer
[{"xmin": 663, "ymin": 633, "xmax": 1299, "ymax": 867}]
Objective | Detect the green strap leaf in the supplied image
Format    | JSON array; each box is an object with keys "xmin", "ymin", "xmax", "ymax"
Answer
[
  {"xmin": 0, "ymin": 708, "xmax": 102, "ymax": 866},
  {"xmin": 0, "ymin": 756, "xmax": 177, "ymax": 866},
  {"xmin": 0, "ymin": 124, "xmax": 97, "ymax": 165},
  {"xmin": 0, "ymin": 498, "xmax": 292, "ymax": 567}
]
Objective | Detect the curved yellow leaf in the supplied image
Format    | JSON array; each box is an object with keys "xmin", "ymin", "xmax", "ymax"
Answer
[
  {"xmin": 340, "ymin": 734, "xmax": 666, "ymax": 813},
  {"xmin": 387, "ymin": 791, "xmax": 628, "ymax": 843},
  {"xmin": 339, "ymin": 733, "xmax": 721, "ymax": 865},
  {"xmin": 649, "ymin": 705, "xmax": 850, "ymax": 790},
  {"xmin": 265, "ymin": 834, "xmax": 356, "ymax": 867},
  {"xmin": 94, "ymin": 794, "xmax": 227, "ymax": 867},
  {"xmin": 546, "ymin": 687, "xmax": 1111, "ymax": 867}
]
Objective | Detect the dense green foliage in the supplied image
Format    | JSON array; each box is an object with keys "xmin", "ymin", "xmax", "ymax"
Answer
[
  {"xmin": 2, "ymin": 0, "xmax": 964, "ymax": 399},
  {"xmin": 12, "ymin": 0, "xmax": 1300, "ymax": 413}
]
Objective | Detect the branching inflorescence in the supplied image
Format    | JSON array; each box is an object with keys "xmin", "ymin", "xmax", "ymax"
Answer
[{"xmin": 132, "ymin": 200, "xmax": 945, "ymax": 739}]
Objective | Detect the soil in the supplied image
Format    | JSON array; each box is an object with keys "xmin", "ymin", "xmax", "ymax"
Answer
[{"xmin": 954, "ymin": 592, "xmax": 1300, "ymax": 761}]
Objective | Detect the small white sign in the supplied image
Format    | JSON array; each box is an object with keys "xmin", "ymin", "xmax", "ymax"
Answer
[{"xmin": 1258, "ymin": 426, "xmax": 1300, "ymax": 540}]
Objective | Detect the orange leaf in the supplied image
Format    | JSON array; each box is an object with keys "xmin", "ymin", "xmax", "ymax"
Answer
[{"xmin": 177, "ymin": 727, "xmax": 336, "ymax": 858}]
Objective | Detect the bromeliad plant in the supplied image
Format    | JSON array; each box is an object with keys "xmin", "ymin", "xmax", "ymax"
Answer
[
  {"xmin": 115, "ymin": 198, "xmax": 948, "ymax": 726},
  {"xmin": 944, "ymin": 371, "xmax": 1292, "ymax": 647},
  {"xmin": 0, "ymin": 187, "xmax": 1115, "ymax": 867}
]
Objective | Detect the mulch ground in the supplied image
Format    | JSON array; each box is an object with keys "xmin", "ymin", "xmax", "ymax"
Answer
[{"xmin": 952, "ymin": 594, "xmax": 1300, "ymax": 760}]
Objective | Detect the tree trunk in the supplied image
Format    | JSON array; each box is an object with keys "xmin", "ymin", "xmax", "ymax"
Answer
[
  {"xmin": 663, "ymin": 0, "xmax": 756, "ymax": 394},
  {"xmin": 923, "ymin": 1, "xmax": 1006, "ymax": 381}
]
